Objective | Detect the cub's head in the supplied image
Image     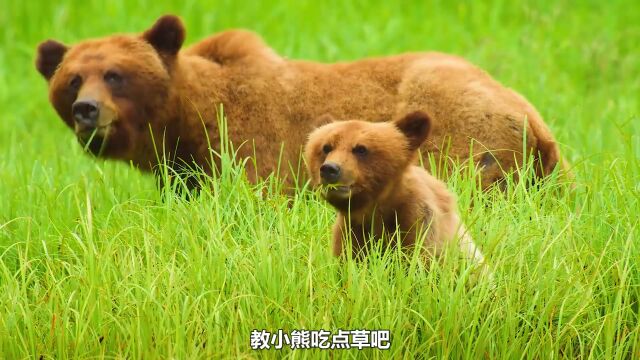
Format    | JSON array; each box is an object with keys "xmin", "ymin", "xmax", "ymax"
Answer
[
  {"xmin": 35, "ymin": 15, "xmax": 185, "ymax": 158},
  {"xmin": 304, "ymin": 111, "xmax": 431, "ymax": 211}
]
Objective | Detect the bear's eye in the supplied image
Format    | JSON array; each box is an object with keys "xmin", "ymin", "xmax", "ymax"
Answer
[
  {"xmin": 104, "ymin": 71, "xmax": 123, "ymax": 86},
  {"xmin": 68, "ymin": 75, "xmax": 82, "ymax": 91},
  {"xmin": 352, "ymin": 145, "xmax": 368, "ymax": 156},
  {"xmin": 322, "ymin": 144, "xmax": 333, "ymax": 154}
]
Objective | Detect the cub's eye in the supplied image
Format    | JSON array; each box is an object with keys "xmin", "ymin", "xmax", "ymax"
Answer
[
  {"xmin": 69, "ymin": 75, "xmax": 82, "ymax": 91},
  {"xmin": 352, "ymin": 145, "xmax": 368, "ymax": 156},
  {"xmin": 104, "ymin": 71, "xmax": 123, "ymax": 86},
  {"xmin": 322, "ymin": 144, "xmax": 333, "ymax": 154}
]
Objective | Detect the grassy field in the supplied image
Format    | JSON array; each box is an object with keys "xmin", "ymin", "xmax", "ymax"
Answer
[{"xmin": 1, "ymin": 0, "xmax": 639, "ymax": 358}]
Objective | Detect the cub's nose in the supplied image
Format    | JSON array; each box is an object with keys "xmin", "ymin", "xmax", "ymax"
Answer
[
  {"xmin": 320, "ymin": 162, "xmax": 341, "ymax": 184},
  {"xmin": 72, "ymin": 100, "xmax": 100, "ymax": 127}
]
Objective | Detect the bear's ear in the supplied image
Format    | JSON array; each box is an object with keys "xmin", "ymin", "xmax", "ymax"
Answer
[
  {"xmin": 395, "ymin": 111, "xmax": 432, "ymax": 150},
  {"xmin": 315, "ymin": 114, "xmax": 336, "ymax": 128},
  {"xmin": 35, "ymin": 40, "xmax": 68, "ymax": 81},
  {"xmin": 143, "ymin": 15, "xmax": 185, "ymax": 56}
]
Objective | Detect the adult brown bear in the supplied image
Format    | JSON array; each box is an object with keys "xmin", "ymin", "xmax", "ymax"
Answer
[{"xmin": 35, "ymin": 15, "xmax": 566, "ymax": 191}]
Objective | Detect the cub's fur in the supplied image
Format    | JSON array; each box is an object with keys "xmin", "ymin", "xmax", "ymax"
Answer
[{"xmin": 305, "ymin": 112, "xmax": 484, "ymax": 264}]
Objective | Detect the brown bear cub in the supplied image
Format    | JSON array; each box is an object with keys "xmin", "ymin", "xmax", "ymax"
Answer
[{"xmin": 305, "ymin": 112, "xmax": 485, "ymax": 265}]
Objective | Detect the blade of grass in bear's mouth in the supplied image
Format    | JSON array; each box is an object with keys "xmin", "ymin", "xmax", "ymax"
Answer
[
  {"xmin": 80, "ymin": 128, "xmax": 108, "ymax": 156},
  {"xmin": 81, "ymin": 129, "xmax": 100, "ymax": 153},
  {"xmin": 326, "ymin": 185, "xmax": 350, "ymax": 192}
]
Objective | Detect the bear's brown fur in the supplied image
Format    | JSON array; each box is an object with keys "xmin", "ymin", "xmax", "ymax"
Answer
[
  {"xmin": 36, "ymin": 15, "xmax": 566, "ymax": 190},
  {"xmin": 304, "ymin": 111, "xmax": 485, "ymax": 263}
]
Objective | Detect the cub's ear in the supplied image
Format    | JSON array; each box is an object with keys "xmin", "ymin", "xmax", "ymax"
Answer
[
  {"xmin": 143, "ymin": 15, "xmax": 185, "ymax": 55},
  {"xmin": 315, "ymin": 114, "xmax": 336, "ymax": 128},
  {"xmin": 35, "ymin": 40, "xmax": 68, "ymax": 81},
  {"xmin": 395, "ymin": 111, "xmax": 432, "ymax": 150}
]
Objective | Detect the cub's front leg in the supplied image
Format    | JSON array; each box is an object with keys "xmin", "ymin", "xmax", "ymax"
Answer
[
  {"xmin": 331, "ymin": 215, "xmax": 370, "ymax": 260},
  {"xmin": 331, "ymin": 218, "xmax": 345, "ymax": 258}
]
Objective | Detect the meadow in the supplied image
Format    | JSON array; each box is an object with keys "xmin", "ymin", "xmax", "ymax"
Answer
[{"xmin": 0, "ymin": 1, "xmax": 639, "ymax": 358}]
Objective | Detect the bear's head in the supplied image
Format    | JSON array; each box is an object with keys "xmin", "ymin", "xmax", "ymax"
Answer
[
  {"xmin": 35, "ymin": 15, "xmax": 185, "ymax": 158},
  {"xmin": 305, "ymin": 111, "xmax": 431, "ymax": 212}
]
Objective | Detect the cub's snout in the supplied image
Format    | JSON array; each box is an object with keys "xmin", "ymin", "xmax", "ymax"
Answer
[{"xmin": 319, "ymin": 162, "xmax": 341, "ymax": 184}]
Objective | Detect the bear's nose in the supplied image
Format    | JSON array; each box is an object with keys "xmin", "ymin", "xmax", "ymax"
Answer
[
  {"xmin": 72, "ymin": 100, "xmax": 100, "ymax": 127},
  {"xmin": 320, "ymin": 162, "xmax": 341, "ymax": 183}
]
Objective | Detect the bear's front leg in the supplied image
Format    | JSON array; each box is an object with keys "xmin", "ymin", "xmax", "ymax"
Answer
[
  {"xmin": 331, "ymin": 218, "xmax": 345, "ymax": 258},
  {"xmin": 153, "ymin": 162, "xmax": 203, "ymax": 199}
]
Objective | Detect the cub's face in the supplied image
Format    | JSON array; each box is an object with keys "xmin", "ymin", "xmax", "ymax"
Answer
[
  {"xmin": 35, "ymin": 16, "xmax": 185, "ymax": 158},
  {"xmin": 305, "ymin": 112, "xmax": 431, "ymax": 211}
]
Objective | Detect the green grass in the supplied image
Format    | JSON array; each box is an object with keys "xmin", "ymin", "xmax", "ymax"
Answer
[{"xmin": 1, "ymin": 0, "xmax": 639, "ymax": 358}]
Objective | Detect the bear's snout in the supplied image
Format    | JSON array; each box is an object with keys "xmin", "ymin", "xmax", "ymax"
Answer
[
  {"xmin": 320, "ymin": 162, "xmax": 341, "ymax": 184},
  {"xmin": 71, "ymin": 98, "xmax": 118, "ymax": 144},
  {"xmin": 72, "ymin": 100, "xmax": 100, "ymax": 129}
]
